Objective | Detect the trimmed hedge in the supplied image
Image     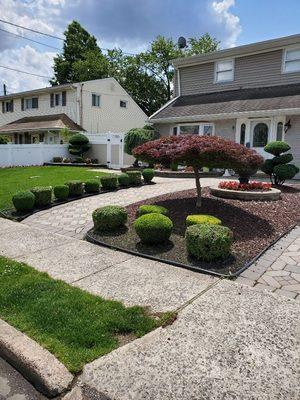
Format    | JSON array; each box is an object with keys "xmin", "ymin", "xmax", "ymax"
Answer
[
  {"xmin": 54, "ymin": 185, "xmax": 69, "ymax": 200},
  {"xmin": 65, "ymin": 180, "xmax": 84, "ymax": 196},
  {"xmin": 12, "ymin": 191, "xmax": 35, "ymax": 212},
  {"xmin": 30, "ymin": 186, "xmax": 52, "ymax": 207},
  {"xmin": 186, "ymin": 214, "xmax": 222, "ymax": 227},
  {"xmin": 137, "ymin": 204, "xmax": 169, "ymax": 217},
  {"xmin": 53, "ymin": 156, "xmax": 63, "ymax": 163},
  {"xmin": 134, "ymin": 213, "xmax": 173, "ymax": 244},
  {"xmin": 142, "ymin": 168, "xmax": 154, "ymax": 183},
  {"xmin": 85, "ymin": 179, "xmax": 100, "ymax": 193},
  {"xmin": 273, "ymin": 164, "xmax": 299, "ymax": 181},
  {"xmin": 118, "ymin": 173, "xmax": 130, "ymax": 187},
  {"xmin": 127, "ymin": 171, "xmax": 142, "ymax": 186},
  {"xmin": 264, "ymin": 141, "xmax": 290, "ymax": 156},
  {"xmin": 92, "ymin": 205, "xmax": 127, "ymax": 231},
  {"xmin": 100, "ymin": 175, "xmax": 118, "ymax": 190},
  {"xmin": 185, "ymin": 224, "xmax": 233, "ymax": 261}
]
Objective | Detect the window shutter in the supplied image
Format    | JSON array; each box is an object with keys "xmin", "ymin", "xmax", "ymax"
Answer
[
  {"xmin": 50, "ymin": 93, "xmax": 54, "ymax": 107},
  {"xmin": 2, "ymin": 102, "xmax": 4, "ymax": 113},
  {"xmin": 10, "ymin": 100, "xmax": 14, "ymax": 112},
  {"xmin": 62, "ymin": 91, "xmax": 66, "ymax": 106},
  {"xmin": 21, "ymin": 98, "xmax": 24, "ymax": 111}
]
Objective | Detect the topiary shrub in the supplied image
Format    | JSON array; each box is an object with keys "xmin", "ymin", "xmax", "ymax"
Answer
[
  {"xmin": 127, "ymin": 171, "xmax": 142, "ymax": 186},
  {"xmin": 186, "ymin": 214, "xmax": 222, "ymax": 226},
  {"xmin": 92, "ymin": 205, "xmax": 127, "ymax": 231},
  {"xmin": 65, "ymin": 180, "xmax": 84, "ymax": 196},
  {"xmin": 118, "ymin": 173, "xmax": 130, "ymax": 187},
  {"xmin": 186, "ymin": 224, "xmax": 233, "ymax": 261},
  {"xmin": 54, "ymin": 185, "xmax": 69, "ymax": 200},
  {"xmin": 142, "ymin": 168, "xmax": 154, "ymax": 183},
  {"xmin": 100, "ymin": 175, "xmax": 118, "ymax": 190},
  {"xmin": 12, "ymin": 191, "xmax": 35, "ymax": 212},
  {"xmin": 30, "ymin": 187, "xmax": 52, "ymax": 207},
  {"xmin": 85, "ymin": 179, "xmax": 100, "ymax": 193},
  {"xmin": 53, "ymin": 156, "xmax": 63, "ymax": 163},
  {"xmin": 134, "ymin": 213, "xmax": 173, "ymax": 244},
  {"xmin": 261, "ymin": 141, "xmax": 299, "ymax": 184},
  {"xmin": 137, "ymin": 205, "xmax": 169, "ymax": 217},
  {"xmin": 68, "ymin": 133, "xmax": 90, "ymax": 157}
]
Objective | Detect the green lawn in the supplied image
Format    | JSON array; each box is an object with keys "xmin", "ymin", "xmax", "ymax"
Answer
[
  {"xmin": 0, "ymin": 256, "xmax": 171, "ymax": 373},
  {"xmin": 0, "ymin": 166, "xmax": 110, "ymax": 210}
]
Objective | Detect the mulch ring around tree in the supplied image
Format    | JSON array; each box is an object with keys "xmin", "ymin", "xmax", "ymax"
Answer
[{"xmin": 87, "ymin": 185, "xmax": 300, "ymax": 277}]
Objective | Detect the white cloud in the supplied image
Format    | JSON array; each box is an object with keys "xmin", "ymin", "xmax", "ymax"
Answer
[{"xmin": 210, "ymin": 0, "xmax": 241, "ymax": 48}]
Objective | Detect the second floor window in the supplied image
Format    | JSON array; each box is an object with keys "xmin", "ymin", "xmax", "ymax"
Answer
[
  {"xmin": 92, "ymin": 93, "xmax": 101, "ymax": 107},
  {"xmin": 2, "ymin": 100, "xmax": 13, "ymax": 113},
  {"xmin": 283, "ymin": 48, "xmax": 300, "ymax": 73},
  {"xmin": 215, "ymin": 59, "xmax": 234, "ymax": 83},
  {"xmin": 50, "ymin": 91, "xmax": 66, "ymax": 107},
  {"xmin": 24, "ymin": 97, "xmax": 38, "ymax": 110}
]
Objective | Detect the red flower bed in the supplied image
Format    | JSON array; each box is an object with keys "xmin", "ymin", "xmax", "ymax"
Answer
[{"xmin": 218, "ymin": 181, "xmax": 272, "ymax": 191}]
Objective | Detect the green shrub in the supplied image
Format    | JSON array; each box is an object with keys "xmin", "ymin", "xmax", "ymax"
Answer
[
  {"xmin": 92, "ymin": 205, "xmax": 127, "ymax": 231},
  {"xmin": 68, "ymin": 133, "xmax": 90, "ymax": 157},
  {"xmin": 260, "ymin": 159, "xmax": 274, "ymax": 175},
  {"xmin": 186, "ymin": 224, "xmax": 233, "ymax": 261},
  {"xmin": 12, "ymin": 191, "xmax": 35, "ymax": 212},
  {"xmin": 65, "ymin": 180, "xmax": 84, "ymax": 196},
  {"xmin": 170, "ymin": 162, "xmax": 178, "ymax": 171},
  {"xmin": 54, "ymin": 185, "xmax": 69, "ymax": 200},
  {"xmin": 75, "ymin": 156, "xmax": 84, "ymax": 163},
  {"xmin": 30, "ymin": 186, "xmax": 52, "ymax": 207},
  {"xmin": 53, "ymin": 156, "xmax": 63, "ymax": 163},
  {"xmin": 127, "ymin": 171, "xmax": 142, "ymax": 186},
  {"xmin": 273, "ymin": 153, "xmax": 293, "ymax": 165},
  {"xmin": 273, "ymin": 164, "xmax": 299, "ymax": 181},
  {"xmin": 118, "ymin": 173, "xmax": 130, "ymax": 187},
  {"xmin": 264, "ymin": 141, "xmax": 290, "ymax": 156},
  {"xmin": 100, "ymin": 175, "xmax": 118, "ymax": 190},
  {"xmin": 137, "ymin": 205, "xmax": 169, "ymax": 217},
  {"xmin": 142, "ymin": 168, "xmax": 154, "ymax": 183},
  {"xmin": 186, "ymin": 214, "xmax": 222, "ymax": 227},
  {"xmin": 134, "ymin": 213, "xmax": 173, "ymax": 244},
  {"xmin": 85, "ymin": 179, "xmax": 100, "ymax": 193}
]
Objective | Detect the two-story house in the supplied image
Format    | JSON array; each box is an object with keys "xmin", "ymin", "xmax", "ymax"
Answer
[
  {"xmin": 150, "ymin": 34, "xmax": 300, "ymax": 168},
  {"xmin": 0, "ymin": 78, "xmax": 147, "ymax": 144}
]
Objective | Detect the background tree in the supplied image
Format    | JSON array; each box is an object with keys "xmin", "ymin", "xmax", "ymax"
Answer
[{"xmin": 124, "ymin": 128, "xmax": 160, "ymax": 167}]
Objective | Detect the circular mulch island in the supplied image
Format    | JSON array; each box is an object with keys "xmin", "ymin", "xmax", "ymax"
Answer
[{"xmin": 209, "ymin": 185, "xmax": 281, "ymax": 201}]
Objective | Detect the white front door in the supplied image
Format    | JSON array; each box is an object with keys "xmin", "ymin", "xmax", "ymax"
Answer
[{"xmin": 250, "ymin": 119, "xmax": 271, "ymax": 158}]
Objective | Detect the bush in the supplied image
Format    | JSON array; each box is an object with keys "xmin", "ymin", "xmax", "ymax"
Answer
[
  {"xmin": 100, "ymin": 175, "xmax": 118, "ymax": 190},
  {"xmin": 118, "ymin": 173, "xmax": 130, "ymax": 187},
  {"xmin": 137, "ymin": 205, "xmax": 169, "ymax": 217},
  {"xmin": 85, "ymin": 179, "xmax": 100, "ymax": 193},
  {"xmin": 53, "ymin": 156, "xmax": 63, "ymax": 163},
  {"xmin": 127, "ymin": 171, "xmax": 142, "ymax": 186},
  {"xmin": 134, "ymin": 213, "xmax": 173, "ymax": 244},
  {"xmin": 54, "ymin": 185, "xmax": 69, "ymax": 200},
  {"xmin": 273, "ymin": 164, "xmax": 300, "ymax": 181},
  {"xmin": 186, "ymin": 224, "xmax": 233, "ymax": 261},
  {"xmin": 68, "ymin": 133, "xmax": 90, "ymax": 157},
  {"xmin": 273, "ymin": 153, "xmax": 293, "ymax": 165},
  {"xmin": 63, "ymin": 158, "xmax": 71, "ymax": 163},
  {"xmin": 84, "ymin": 158, "xmax": 92, "ymax": 164},
  {"xmin": 264, "ymin": 141, "xmax": 290, "ymax": 156},
  {"xmin": 65, "ymin": 180, "xmax": 84, "ymax": 196},
  {"xmin": 142, "ymin": 168, "xmax": 154, "ymax": 183},
  {"xmin": 92, "ymin": 205, "xmax": 127, "ymax": 231},
  {"xmin": 75, "ymin": 156, "xmax": 84, "ymax": 163},
  {"xmin": 12, "ymin": 191, "xmax": 35, "ymax": 212},
  {"xmin": 171, "ymin": 162, "xmax": 178, "ymax": 171},
  {"xmin": 91, "ymin": 158, "xmax": 99, "ymax": 164},
  {"xmin": 30, "ymin": 186, "xmax": 52, "ymax": 207},
  {"xmin": 186, "ymin": 214, "xmax": 222, "ymax": 226}
]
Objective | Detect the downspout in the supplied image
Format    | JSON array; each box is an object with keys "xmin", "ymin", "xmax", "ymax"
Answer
[
  {"xmin": 75, "ymin": 83, "xmax": 84, "ymax": 128},
  {"xmin": 177, "ymin": 68, "xmax": 181, "ymax": 97}
]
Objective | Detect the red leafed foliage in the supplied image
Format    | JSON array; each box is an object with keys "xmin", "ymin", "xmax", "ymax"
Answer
[
  {"xmin": 133, "ymin": 135, "xmax": 264, "ymax": 171},
  {"xmin": 218, "ymin": 181, "xmax": 272, "ymax": 191}
]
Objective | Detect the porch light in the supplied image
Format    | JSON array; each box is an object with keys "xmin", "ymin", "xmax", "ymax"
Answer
[{"xmin": 284, "ymin": 119, "xmax": 291, "ymax": 133}]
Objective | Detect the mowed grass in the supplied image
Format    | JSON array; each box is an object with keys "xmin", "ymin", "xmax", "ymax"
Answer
[
  {"xmin": 0, "ymin": 256, "xmax": 170, "ymax": 373},
  {"xmin": 0, "ymin": 166, "xmax": 110, "ymax": 210}
]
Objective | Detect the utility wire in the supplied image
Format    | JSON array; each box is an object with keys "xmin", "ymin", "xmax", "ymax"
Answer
[
  {"xmin": 0, "ymin": 27, "xmax": 61, "ymax": 50},
  {"xmin": 0, "ymin": 65, "xmax": 51, "ymax": 79}
]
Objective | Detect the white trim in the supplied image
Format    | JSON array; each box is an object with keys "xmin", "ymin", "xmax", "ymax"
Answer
[
  {"xmin": 149, "ymin": 96, "xmax": 179, "ymax": 119},
  {"xmin": 214, "ymin": 58, "xmax": 234, "ymax": 83},
  {"xmin": 282, "ymin": 45, "xmax": 300, "ymax": 74},
  {"xmin": 177, "ymin": 69, "xmax": 181, "ymax": 96},
  {"xmin": 91, "ymin": 93, "xmax": 101, "ymax": 107}
]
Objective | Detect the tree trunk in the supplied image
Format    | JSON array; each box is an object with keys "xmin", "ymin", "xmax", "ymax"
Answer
[{"xmin": 193, "ymin": 166, "xmax": 202, "ymax": 207}]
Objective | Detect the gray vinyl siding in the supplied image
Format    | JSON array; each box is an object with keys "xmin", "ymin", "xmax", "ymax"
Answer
[
  {"xmin": 215, "ymin": 120, "xmax": 236, "ymax": 141},
  {"xmin": 285, "ymin": 115, "xmax": 300, "ymax": 178},
  {"xmin": 180, "ymin": 50, "xmax": 300, "ymax": 96},
  {"xmin": 154, "ymin": 123, "xmax": 171, "ymax": 137}
]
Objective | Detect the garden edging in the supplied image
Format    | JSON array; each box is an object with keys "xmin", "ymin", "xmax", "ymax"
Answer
[
  {"xmin": 0, "ymin": 318, "xmax": 74, "ymax": 398},
  {"xmin": 209, "ymin": 185, "xmax": 281, "ymax": 201}
]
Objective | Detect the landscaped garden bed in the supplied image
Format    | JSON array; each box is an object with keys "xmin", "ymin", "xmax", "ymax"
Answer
[{"xmin": 86, "ymin": 186, "xmax": 300, "ymax": 277}]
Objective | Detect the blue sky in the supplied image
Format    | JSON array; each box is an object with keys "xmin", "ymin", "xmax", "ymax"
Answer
[{"xmin": 0, "ymin": 0, "xmax": 299, "ymax": 93}]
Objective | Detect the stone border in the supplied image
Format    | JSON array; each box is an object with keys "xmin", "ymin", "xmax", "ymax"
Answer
[
  {"xmin": 209, "ymin": 185, "xmax": 281, "ymax": 201},
  {"xmin": 154, "ymin": 170, "xmax": 223, "ymax": 179},
  {"xmin": 0, "ymin": 319, "xmax": 74, "ymax": 398}
]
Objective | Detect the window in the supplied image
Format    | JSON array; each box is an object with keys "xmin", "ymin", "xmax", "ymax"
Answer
[
  {"xmin": 179, "ymin": 125, "xmax": 199, "ymax": 135},
  {"xmin": 120, "ymin": 100, "xmax": 127, "ymax": 108},
  {"xmin": 276, "ymin": 122, "xmax": 283, "ymax": 141},
  {"xmin": 55, "ymin": 93, "xmax": 60, "ymax": 106},
  {"xmin": 283, "ymin": 48, "xmax": 300, "ymax": 73},
  {"xmin": 253, "ymin": 123, "xmax": 268, "ymax": 147},
  {"xmin": 50, "ymin": 91, "xmax": 66, "ymax": 107},
  {"xmin": 172, "ymin": 126, "xmax": 178, "ymax": 136},
  {"xmin": 25, "ymin": 97, "xmax": 38, "ymax": 109},
  {"xmin": 92, "ymin": 93, "xmax": 101, "ymax": 107},
  {"xmin": 176, "ymin": 123, "xmax": 215, "ymax": 136},
  {"xmin": 215, "ymin": 59, "xmax": 234, "ymax": 83},
  {"xmin": 2, "ymin": 100, "xmax": 13, "ymax": 113},
  {"xmin": 240, "ymin": 123, "xmax": 246, "ymax": 145},
  {"xmin": 202, "ymin": 124, "xmax": 213, "ymax": 136}
]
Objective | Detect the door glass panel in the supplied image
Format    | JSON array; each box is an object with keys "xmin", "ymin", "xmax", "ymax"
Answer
[
  {"xmin": 253, "ymin": 123, "xmax": 268, "ymax": 147},
  {"xmin": 240, "ymin": 123, "xmax": 246, "ymax": 145},
  {"xmin": 179, "ymin": 125, "xmax": 199, "ymax": 135},
  {"xmin": 276, "ymin": 122, "xmax": 283, "ymax": 141}
]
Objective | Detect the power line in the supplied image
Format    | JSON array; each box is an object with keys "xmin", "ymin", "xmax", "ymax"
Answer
[
  {"xmin": 0, "ymin": 18, "xmax": 64, "ymax": 40},
  {"xmin": 0, "ymin": 65, "xmax": 51, "ymax": 79},
  {"xmin": 0, "ymin": 27, "xmax": 61, "ymax": 51}
]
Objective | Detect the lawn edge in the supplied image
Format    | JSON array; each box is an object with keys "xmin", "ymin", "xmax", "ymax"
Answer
[{"xmin": 0, "ymin": 318, "xmax": 74, "ymax": 398}]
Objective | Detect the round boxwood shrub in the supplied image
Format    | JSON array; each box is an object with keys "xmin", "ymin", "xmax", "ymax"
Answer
[
  {"xmin": 127, "ymin": 171, "xmax": 142, "ymax": 186},
  {"xmin": 85, "ymin": 179, "xmax": 100, "ymax": 193},
  {"xmin": 142, "ymin": 168, "xmax": 154, "ymax": 183},
  {"xmin": 137, "ymin": 204, "xmax": 169, "ymax": 217},
  {"xmin": 186, "ymin": 214, "xmax": 222, "ymax": 227},
  {"xmin": 65, "ymin": 180, "xmax": 84, "ymax": 196},
  {"xmin": 185, "ymin": 224, "xmax": 233, "ymax": 262},
  {"xmin": 100, "ymin": 175, "xmax": 118, "ymax": 190},
  {"xmin": 264, "ymin": 141, "xmax": 291, "ymax": 156},
  {"xmin": 92, "ymin": 205, "xmax": 127, "ymax": 231},
  {"xmin": 30, "ymin": 186, "xmax": 52, "ymax": 207},
  {"xmin": 273, "ymin": 164, "xmax": 300, "ymax": 181},
  {"xmin": 12, "ymin": 190, "xmax": 35, "ymax": 212},
  {"xmin": 134, "ymin": 213, "xmax": 173, "ymax": 244},
  {"xmin": 118, "ymin": 173, "xmax": 130, "ymax": 187},
  {"xmin": 54, "ymin": 185, "xmax": 69, "ymax": 200}
]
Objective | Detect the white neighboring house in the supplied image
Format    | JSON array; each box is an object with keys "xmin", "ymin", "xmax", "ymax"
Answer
[{"xmin": 0, "ymin": 78, "xmax": 147, "ymax": 166}]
